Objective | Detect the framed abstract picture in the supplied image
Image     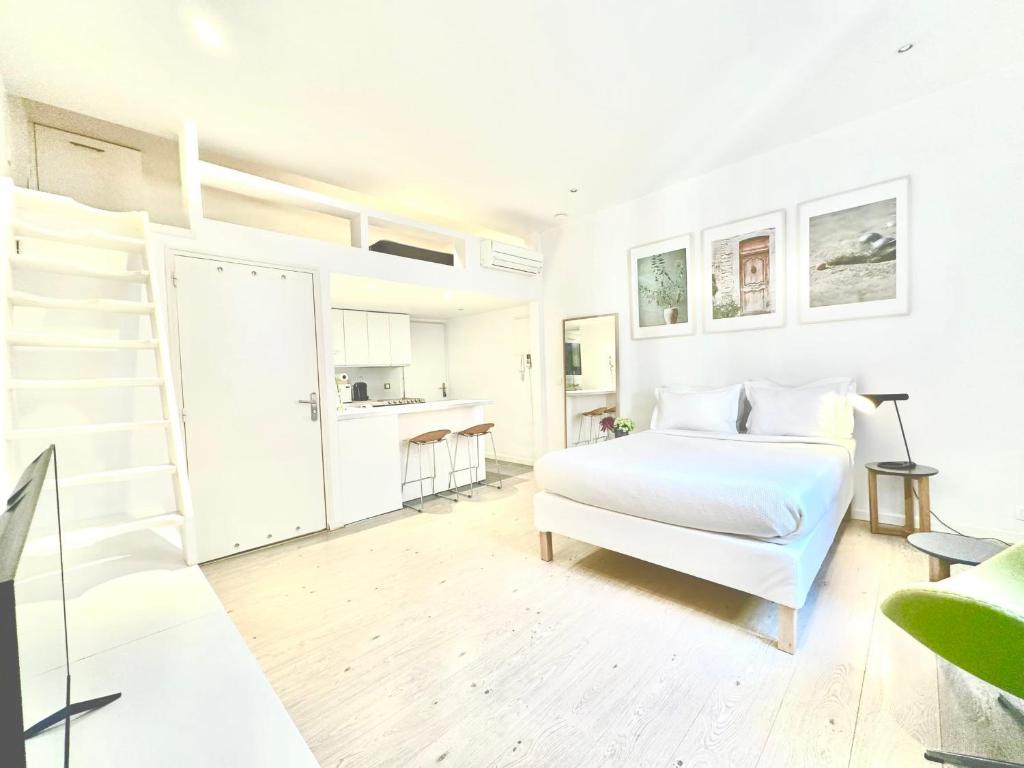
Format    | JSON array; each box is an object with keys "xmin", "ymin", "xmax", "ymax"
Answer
[
  {"xmin": 799, "ymin": 177, "xmax": 909, "ymax": 323},
  {"xmin": 628, "ymin": 234, "xmax": 695, "ymax": 339},
  {"xmin": 701, "ymin": 210, "xmax": 785, "ymax": 333}
]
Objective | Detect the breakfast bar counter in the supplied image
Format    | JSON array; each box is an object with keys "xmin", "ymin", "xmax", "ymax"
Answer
[
  {"xmin": 336, "ymin": 399, "xmax": 491, "ymax": 419},
  {"xmin": 332, "ymin": 399, "xmax": 492, "ymax": 525}
]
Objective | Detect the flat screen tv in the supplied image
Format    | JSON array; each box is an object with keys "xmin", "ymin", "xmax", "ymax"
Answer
[{"xmin": 0, "ymin": 446, "xmax": 120, "ymax": 767}]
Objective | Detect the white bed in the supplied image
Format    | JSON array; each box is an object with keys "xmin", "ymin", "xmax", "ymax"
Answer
[{"xmin": 533, "ymin": 429, "xmax": 855, "ymax": 653}]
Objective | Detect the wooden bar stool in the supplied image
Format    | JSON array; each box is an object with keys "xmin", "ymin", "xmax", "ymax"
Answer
[
  {"xmin": 402, "ymin": 429, "xmax": 458, "ymax": 512},
  {"xmin": 575, "ymin": 407, "xmax": 606, "ymax": 446},
  {"xmin": 449, "ymin": 423, "xmax": 503, "ymax": 497}
]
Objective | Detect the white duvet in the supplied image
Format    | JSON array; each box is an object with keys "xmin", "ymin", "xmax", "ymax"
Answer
[{"xmin": 534, "ymin": 429, "xmax": 854, "ymax": 540}]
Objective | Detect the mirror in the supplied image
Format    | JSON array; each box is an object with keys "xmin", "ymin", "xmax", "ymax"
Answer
[{"xmin": 563, "ymin": 314, "xmax": 619, "ymax": 447}]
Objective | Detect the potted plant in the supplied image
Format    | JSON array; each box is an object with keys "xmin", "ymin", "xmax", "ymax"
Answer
[{"xmin": 601, "ymin": 416, "xmax": 635, "ymax": 439}]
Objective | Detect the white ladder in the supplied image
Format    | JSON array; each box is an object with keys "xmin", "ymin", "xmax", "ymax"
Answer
[{"xmin": 1, "ymin": 179, "xmax": 197, "ymax": 565}]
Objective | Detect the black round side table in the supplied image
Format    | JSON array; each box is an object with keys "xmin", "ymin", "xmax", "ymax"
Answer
[{"xmin": 865, "ymin": 462, "xmax": 938, "ymax": 536}]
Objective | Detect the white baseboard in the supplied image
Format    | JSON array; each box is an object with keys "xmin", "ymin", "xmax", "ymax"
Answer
[{"xmin": 848, "ymin": 506, "xmax": 1020, "ymax": 543}]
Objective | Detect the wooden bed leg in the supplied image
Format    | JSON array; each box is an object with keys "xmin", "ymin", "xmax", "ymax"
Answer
[
  {"xmin": 539, "ymin": 531, "xmax": 553, "ymax": 562},
  {"xmin": 777, "ymin": 605, "xmax": 797, "ymax": 654}
]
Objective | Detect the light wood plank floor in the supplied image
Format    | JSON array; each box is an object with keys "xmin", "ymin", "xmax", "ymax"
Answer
[{"xmin": 203, "ymin": 474, "xmax": 1022, "ymax": 768}]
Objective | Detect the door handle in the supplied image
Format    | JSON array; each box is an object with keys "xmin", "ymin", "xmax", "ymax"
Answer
[{"xmin": 297, "ymin": 391, "xmax": 319, "ymax": 421}]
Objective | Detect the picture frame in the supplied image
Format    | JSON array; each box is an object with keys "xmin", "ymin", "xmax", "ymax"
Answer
[
  {"xmin": 798, "ymin": 177, "xmax": 909, "ymax": 323},
  {"xmin": 628, "ymin": 233, "xmax": 696, "ymax": 339},
  {"xmin": 701, "ymin": 209, "xmax": 786, "ymax": 333}
]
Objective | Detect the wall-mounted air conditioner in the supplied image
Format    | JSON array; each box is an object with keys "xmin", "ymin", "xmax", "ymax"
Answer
[{"xmin": 479, "ymin": 240, "xmax": 543, "ymax": 275}]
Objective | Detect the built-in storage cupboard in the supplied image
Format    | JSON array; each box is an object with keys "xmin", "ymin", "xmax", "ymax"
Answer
[{"xmin": 332, "ymin": 309, "xmax": 412, "ymax": 366}]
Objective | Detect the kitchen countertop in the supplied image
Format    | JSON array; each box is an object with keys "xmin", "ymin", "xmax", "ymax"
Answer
[
  {"xmin": 337, "ymin": 399, "xmax": 492, "ymax": 420},
  {"xmin": 565, "ymin": 389, "xmax": 615, "ymax": 396}
]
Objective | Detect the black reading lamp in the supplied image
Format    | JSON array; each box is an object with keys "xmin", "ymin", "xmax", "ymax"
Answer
[{"xmin": 862, "ymin": 393, "xmax": 915, "ymax": 470}]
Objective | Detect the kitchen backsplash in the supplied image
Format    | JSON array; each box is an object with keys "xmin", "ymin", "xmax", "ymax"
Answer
[{"xmin": 337, "ymin": 366, "xmax": 405, "ymax": 401}]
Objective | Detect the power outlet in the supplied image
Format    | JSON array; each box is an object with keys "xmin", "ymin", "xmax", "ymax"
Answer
[{"xmin": 1016, "ymin": 505, "xmax": 1024, "ymax": 522}]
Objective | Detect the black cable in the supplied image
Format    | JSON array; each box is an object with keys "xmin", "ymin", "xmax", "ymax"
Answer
[{"xmin": 910, "ymin": 486, "xmax": 1010, "ymax": 546}]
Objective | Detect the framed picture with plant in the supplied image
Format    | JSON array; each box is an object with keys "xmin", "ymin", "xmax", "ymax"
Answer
[
  {"xmin": 701, "ymin": 209, "xmax": 786, "ymax": 333},
  {"xmin": 628, "ymin": 233, "xmax": 696, "ymax": 339}
]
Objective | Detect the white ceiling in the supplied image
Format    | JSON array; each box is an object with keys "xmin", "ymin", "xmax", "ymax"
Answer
[
  {"xmin": 2, "ymin": 1, "xmax": 1023, "ymax": 237},
  {"xmin": 330, "ymin": 274, "xmax": 527, "ymax": 320}
]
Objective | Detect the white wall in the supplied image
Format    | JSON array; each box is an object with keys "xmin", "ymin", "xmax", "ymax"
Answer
[
  {"xmin": 336, "ymin": 366, "xmax": 404, "ymax": 401},
  {"xmin": 446, "ymin": 304, "xmax": 539, "ymax": 465},
  {"xmin": 0, "ymin": 74, "xmax": 9, "ymax": 176},
  {"xmin": 540, "ymin": 63, "xmax": 1024, "ymax": 541}
]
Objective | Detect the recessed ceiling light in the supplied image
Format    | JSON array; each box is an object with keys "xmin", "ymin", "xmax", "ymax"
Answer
[
  {"xmin": 191, "ymin": 13, "xmax": 224, "ymax": 50},
  {"xmin": 896, "ymin": 43, "xmax": 914, "ymax": 54},
  {"xmin": 554, "ymin": 212, "xmax": 568, "ymax": 220},
  {"xmin": 442, "ymin": 290, "xmax": 454, "ymax": 302}
]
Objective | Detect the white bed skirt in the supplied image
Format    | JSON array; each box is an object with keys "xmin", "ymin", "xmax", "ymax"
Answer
[{"xmin": 534, "ymin": 485, "xmax": 852, "ymax": 609}]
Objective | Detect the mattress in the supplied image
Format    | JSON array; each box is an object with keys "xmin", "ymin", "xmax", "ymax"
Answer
[{"xmin": 533, "ymin": 429, "xmax": 854, "ymax": 540}]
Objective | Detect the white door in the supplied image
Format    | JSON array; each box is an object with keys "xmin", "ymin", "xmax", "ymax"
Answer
[
  {"xmin": 404, "ymin": 322, "xmax": 448, "ymax": 400},
  {"xmin": 34, "ymin": 125, "xmax": 145, "ymax": 212},
  {"xmin": 174, "ymin": 256, "xmax": 327, "ymax": 562}
]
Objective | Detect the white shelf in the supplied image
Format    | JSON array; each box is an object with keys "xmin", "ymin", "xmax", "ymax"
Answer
[{"xmin": 198, "ymin": 159, "xmax": 471, "ymax": 259}]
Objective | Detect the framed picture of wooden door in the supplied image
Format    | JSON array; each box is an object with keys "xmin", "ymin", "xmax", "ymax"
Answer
[
  {"xmin": 701, "ymin": 210, "xmax": 786, "ymax": 333},
  {"xmin": 168, "ymin": 252, "xmax": 329, "ymax": 562}
]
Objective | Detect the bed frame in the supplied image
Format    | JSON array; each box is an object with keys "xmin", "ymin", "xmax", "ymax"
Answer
[{"xmin": 534, "ymin": 489, "xmax": 852, "ymax": 653}]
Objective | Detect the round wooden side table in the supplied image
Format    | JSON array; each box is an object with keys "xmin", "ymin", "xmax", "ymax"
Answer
[{"xmin": 865, "ymin": 462, "xmax": 939, "ymax": 536}]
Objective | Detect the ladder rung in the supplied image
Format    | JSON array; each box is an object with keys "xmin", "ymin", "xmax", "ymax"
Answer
[
  {"xmin": 7, "ymin": 420, "xmax": 170, "ymax": 439},
  {"xmin": 9, "ymin": 255, "xmax": 150, "ymax": 283},
  {"xmin": 60, "ymin": 464, "xmax": 177, "ymax": 488},
  {"xmin": 8, "ymin": 290, "xmax": 154, "ymax": 314},
  {"xmin": 62, "ymin": 511, "xmax": 186, "ymax": 536},
  {"xmin": 6, "ymin": 333, "xmax": 159, "ymax": 350},
  {"xmin": 8, "ymin": 377, "xmax": 164, "ymax": 390},
  {"xmin": 13, "ymin": 219, "xmax": 146, "ymax": 252}
]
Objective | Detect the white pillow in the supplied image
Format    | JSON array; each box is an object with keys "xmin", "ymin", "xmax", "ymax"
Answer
[
  {"xmin": 744, "ymin": 378, "xmax": 856, "ymax": 438},
  {"xmin": 653, "ymin": 384, "xmax": 743, "ymax": 433}
]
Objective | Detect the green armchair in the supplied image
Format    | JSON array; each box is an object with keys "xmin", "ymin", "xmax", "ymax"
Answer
[{"xmin": 882, "ymin": 542, "xmax": 1024, "ymax": 767}]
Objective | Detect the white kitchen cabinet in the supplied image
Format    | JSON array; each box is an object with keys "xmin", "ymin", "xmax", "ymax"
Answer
[
  {"xmin": 334, "ymin": 309, "xmax": 411, "ymax": 366},
  {"xmin": 388, "ymin": 313, "xmax": 412, "ymax": 365},
  {"xmin": 334, "ymin": 416, "xmax": 403, "ymax": 523},
  {"xmin": 342, "ymin": 310, "xmax": 370, "ymax": 365},
  {"xmin": 367, "ymin": 312, "xmax": 391, "ymax": 365},
  {"xmin": 331, "ymin": 309, "xmax": 346, "ymax": 365}
]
